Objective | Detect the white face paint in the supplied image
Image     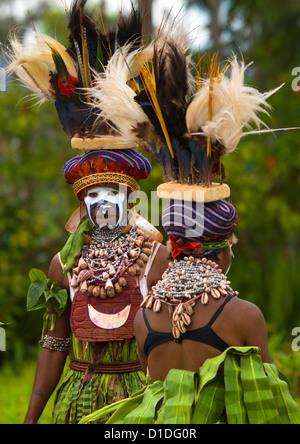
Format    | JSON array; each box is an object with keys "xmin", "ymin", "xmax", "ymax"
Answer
[{"xmin": 84, "ymin": 186, "xmax": 127, "ymax": 230}]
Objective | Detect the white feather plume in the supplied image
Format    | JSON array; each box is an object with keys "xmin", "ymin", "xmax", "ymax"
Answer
[
  {"xmin": 37, "ymin": 34, "xmax": 78, "ymax": 79},
  {"xmin": 7, "ymin": 33, "xmax": 77, "ymax": 104},
  {"xmin": 186, "ymin": 56, "xmax": 283, "ymax": 155},
  {"xmin": 89, "ymin": 44, "xmax": 154, "ymax": 141},
  {"xmin": 7, "ymin": 35, "xmax": 56, "ymax": 102}
]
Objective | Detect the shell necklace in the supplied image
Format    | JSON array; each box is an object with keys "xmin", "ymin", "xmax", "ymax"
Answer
[
  {"xmin": 141, "ymin": 256, "xmax": 238, "ymax": 340},
  {"xmin": 70, "ymin": 225, "xmax": 152, "ymax": 299}
]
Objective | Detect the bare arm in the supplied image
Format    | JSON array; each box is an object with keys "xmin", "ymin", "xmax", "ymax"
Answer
[
  {"xmin": 147, "ymin": 244, "xmax": 169, "ymax": 290},
  {"xmin": 134, "ymin": 309, "xmax": 148, "ymax": 375},
  {"xmin": 134, "ymin": 244, "xmax": 169, "ymax": 376},
  {"xmin": 243, "ymin": 303, "xmax": 272, "ymax": 363},
  {"xmin": 24, "ymin": 254, "xmax": 71, "ymax": 424},
  {"xmin": 230, "ymin": 299, "xmax": 272, "ymax": 364}
]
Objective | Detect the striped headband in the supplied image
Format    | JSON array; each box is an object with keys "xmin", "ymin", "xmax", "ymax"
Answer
[
  {"xmin": 63, "ymin": 149, "xmax": 152, "ymax": 177},
  {"xmin": 63, "ymin": 149, "xmax": 152, "ymax": 199},
  {"xmin": 162, "ymin": 199, "xmax": 238, "ymax": 257}
]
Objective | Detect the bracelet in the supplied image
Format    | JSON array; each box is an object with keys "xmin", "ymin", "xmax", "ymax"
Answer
[{"xmin": 39, "ymin": 334, "xmax": 71, "ymax": 353}]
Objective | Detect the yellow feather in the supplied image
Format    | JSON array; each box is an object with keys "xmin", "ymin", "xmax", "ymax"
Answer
[
  {"xmin": 79, "ymin": 1, "xmax": 91, "ymax": 101},
  {"xmin": 39, "ymin": 35, "xmax": 78, "ymax": 79},
  {"xmin": 7, "ymin": 36, "xmax": 56, "ymax": 101},
  {"xmin": 7, "ymin": 33, "xmax": 78, "ymax": 103},
  {"xmin": 139, "ymin": 58, "xmax": 174, "ymax": 158},
  {"xmin": 186, "ymin": 55, "xmax": 277, "ymax": 155}
]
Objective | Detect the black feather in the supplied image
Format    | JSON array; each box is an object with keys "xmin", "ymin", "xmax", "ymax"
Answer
[
  {"xmin": 116, "ymin": 2, "xmax": 143, "ymax": 50},
  {"xmin": 149, "ymin": 41, "xmax": 194, "ymax": 183},
  {"xmin": 55, "ymin": 1, "xmax": 144, "ymax": 138},
  {"xmin": 66, "ymin": 0, "xmax": 99, "ymax": 75},
  {"xmin": 66, "ymin": 1, "xmax": 143, "ymax": 74},
  {"xmin": 135, "ymin": 39, "xmax": 218, "ymax": 185},
  {"xmin": 154, "ymin": 41, "xmax": 189, "ymax": 139},
  {"xmin": 134, "ymin": 89, "xmax": 164, "ymax": 139}
]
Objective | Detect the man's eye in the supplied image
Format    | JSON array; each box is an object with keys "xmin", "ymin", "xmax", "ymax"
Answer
[
  {"xmin": 108, "ymin": 191, "xmax": 118, "ymax": 196},
  {"xmin": 88, "ymin": 193, "xmax": 98, "ymax": 198}
]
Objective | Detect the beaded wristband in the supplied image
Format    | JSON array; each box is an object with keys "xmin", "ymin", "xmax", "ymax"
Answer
[{"xmin": 39, "ymin": 335, "xmax": 71, "ymax": 353}]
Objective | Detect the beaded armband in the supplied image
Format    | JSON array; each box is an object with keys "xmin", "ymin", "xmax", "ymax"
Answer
[{"xmin": 39, "ymin": 334, "xmax": 71, "ymax": 353}]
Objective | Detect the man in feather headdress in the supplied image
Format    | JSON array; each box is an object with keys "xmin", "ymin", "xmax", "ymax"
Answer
[
  {"xmin": 24, "ymin": 148, "xmax": 169, "ymax": 424},
  {"xmin": 6, "ymin": 0, "xmax": 171, "ymax": 424}
]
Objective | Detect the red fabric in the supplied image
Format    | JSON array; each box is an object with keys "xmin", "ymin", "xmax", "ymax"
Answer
[
  {"xmin": 169, "ymin": 234, "xmax": 203, "ymax": 258},
  {"xmin": 71, "ymin": 274, "xmax": 143, "ymax": 342}
]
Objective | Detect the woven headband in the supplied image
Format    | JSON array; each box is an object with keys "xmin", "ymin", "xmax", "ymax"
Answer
[
  {"xmin": 200, "ymin": 233, "xmax": 235, "ymax": 251},
  {"xmin": 170, "ymin": 233, "xmax": 235, "ymax": 258},
  {"xmin": 73, "ymin": 172, "xmax": 139, "ymax": 196}
]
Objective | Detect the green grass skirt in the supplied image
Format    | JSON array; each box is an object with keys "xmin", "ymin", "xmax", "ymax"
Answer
[
  {"xmin": 52, "ymin": 338, "xmax": 147, "ymax": 424},
  {"xmin": 80, "ymin": 346, "xmax": 300, "ymax": 424}
]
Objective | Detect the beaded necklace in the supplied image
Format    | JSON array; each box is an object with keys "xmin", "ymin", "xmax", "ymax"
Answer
[
  {"xmin": 70, "ymin": 225, "xmax": 152, "ymax": 299},
  {"xmin": 141, "ymin": 256, "xmax": 238, "ymax": 340}
]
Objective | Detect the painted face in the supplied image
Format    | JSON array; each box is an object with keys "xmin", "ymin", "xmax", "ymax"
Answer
[{"xmin": 84, "ymin": 186, "xmax": 127, "ymax": 230}]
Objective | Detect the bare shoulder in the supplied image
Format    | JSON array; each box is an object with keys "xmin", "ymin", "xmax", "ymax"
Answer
[
  {"xmin": 227, "ymin": 297, "xmax": 269, "ymax": 346},
  {"xmin": 227, "ymin": 296, "xmax": 271, "ymax": 362},
  {"xmin": 48, "ymin": 253, "xmax": 69, "ymax": 290},
  {"xmin": 147, "ymin": 242, "xmax": 170, "ymax": 288},
  {"xmin": 152, "ymin": 242, "xmax": 169, "ymax": 261},
  {"xmin": 229, "ymin": 297, "xmax": 267, "ymax": 325}
]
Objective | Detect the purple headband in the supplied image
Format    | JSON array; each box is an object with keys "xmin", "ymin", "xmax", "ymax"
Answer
[{"xmin": 162, "ymin": 199, "xmax": 238, "ymax": 256}]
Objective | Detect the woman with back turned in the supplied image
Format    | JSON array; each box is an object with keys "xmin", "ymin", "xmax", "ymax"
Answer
[
  {"xmin": 81, "ymin": 199, "xmax": 300, "ymax": 424},
  {"xmin": 135, "ymin": 199, "xmax": 271, "ymax": 382}
]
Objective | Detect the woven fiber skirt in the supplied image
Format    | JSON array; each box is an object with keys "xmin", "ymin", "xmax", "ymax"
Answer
[{"xmin": 52, "ymin": 338, "xmax": 147, "ymax": 424}]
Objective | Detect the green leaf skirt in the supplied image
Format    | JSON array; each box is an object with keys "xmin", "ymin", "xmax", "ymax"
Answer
[{"xmin": 79, "ymin": 346, "xmax": 300, "ymax": 424}]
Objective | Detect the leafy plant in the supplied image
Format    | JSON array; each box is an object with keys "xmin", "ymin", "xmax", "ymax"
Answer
[
  {"xmin": 60, "ymin": 216, "xmax": 94, "ymax": 273},
  {"xmin": 27, "ymin": 268, "xmax": 68, "ymax": 316}
]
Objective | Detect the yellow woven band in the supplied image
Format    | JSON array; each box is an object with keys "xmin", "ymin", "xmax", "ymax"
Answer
[{"xmin": 73, "ymin": 172, "xmax": 139, "ymax": 196}]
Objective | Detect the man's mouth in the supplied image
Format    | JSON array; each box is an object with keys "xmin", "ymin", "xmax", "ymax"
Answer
[{"xmin": 88, "ymin": 304, "xmax": 131, "ymax": 329}]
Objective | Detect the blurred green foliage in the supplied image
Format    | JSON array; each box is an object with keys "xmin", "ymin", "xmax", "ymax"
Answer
[
  {"xmin": 0, "ymin": 83, "xmax": 75, "ymax": 363},
  {"xmin": 0, "ymin": 0, "xmax": 300, "ymax": 374},
  {"xmin": 0, "ymin": 359, "xmax": 55, "ymax": 423}
]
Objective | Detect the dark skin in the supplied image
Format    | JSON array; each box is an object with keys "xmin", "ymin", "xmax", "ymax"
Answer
[
  {"xmin": 23, "ymin": 201, "xmax": 169, "ymax": 424},
  {"xmin": 23, "ymin": 259, "xmax": 70, "ymax": 424},
  {"xmin": 134, "ymin": 246, "xmax": 272, "ymax": 382}
]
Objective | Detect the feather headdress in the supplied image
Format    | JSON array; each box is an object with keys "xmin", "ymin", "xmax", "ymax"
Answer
[
  {"xmin": 89, "ymin": 32, "xmax": 283, "ymax": 186},
  {"xmin": 6, "ymin": 0, "xmax": 144, "ymax": 139},
  {"xmin": 7, "ymin": 34, "xmax": 77, "ymax": 103},
  {"xmin": 186, "ymin": 56, "xmax": 283, "ymax": 156}
]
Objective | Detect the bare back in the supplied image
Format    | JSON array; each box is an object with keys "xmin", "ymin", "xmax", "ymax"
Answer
[{"xmin": 134, "ymin": 295, "xmax": 271, "ymax": 381}]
